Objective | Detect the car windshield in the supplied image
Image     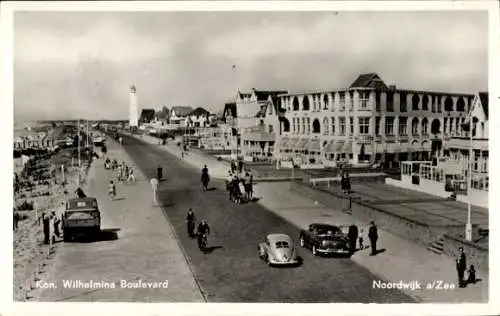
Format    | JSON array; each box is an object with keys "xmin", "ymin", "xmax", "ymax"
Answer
[{"xmin": 275, "ymin": 241, "xmax": 290, "ymax": 248}]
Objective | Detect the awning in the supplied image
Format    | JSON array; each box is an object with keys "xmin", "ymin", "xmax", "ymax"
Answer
[
  {"xmin": 286, "ymin": 138, "xmax": 299, "ymax": 149},
  {"xmin": 331, "ymin": 141, "xmax": 344, "ymax": 153},
  {"xmin": 343, "ymin": 141, "xmax": 353, "ymax": 154},
  {"xmin": 421, "ymin": 141, "xmax": 431, "ymax": 151},
  {"xmin": 308, "ymin": 139, "xmax": 321, "ymax": 152},
  {"xmin": 278, "ymin": 137, "xmax": 289, "ymax": 148},
  {"xmin": 324, "ymin": 140, "xmax": 336, "ymax": 153},
  {"xmin": 294, "ymin": 138, "xmax": 309, "ymax": 151},
  {"xmin": 358, "ymin": 143, "xmax": 373, "ymax": 155}
]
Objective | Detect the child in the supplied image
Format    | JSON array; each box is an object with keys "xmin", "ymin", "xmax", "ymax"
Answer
[
  {"xmin": 467, "ymin": 265, "xmax": 476, "ymax": 284},
  {"xmin": 358, "ymin": 228, "xmax": 364, "ymax": 250}
]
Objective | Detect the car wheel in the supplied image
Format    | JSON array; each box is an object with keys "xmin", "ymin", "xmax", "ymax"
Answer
[
  {"xmin": 299, "ymin": 236, "xmax": 305, "ymax": 247},
  {"xmin": 312, "ymin": 245, "xmax": 318, "ymax": 256}
]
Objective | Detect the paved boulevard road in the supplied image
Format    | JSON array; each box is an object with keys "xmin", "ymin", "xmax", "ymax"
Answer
[{"xmin": 121, "ymin": 135, "xmax": 415, "ymax": 303}]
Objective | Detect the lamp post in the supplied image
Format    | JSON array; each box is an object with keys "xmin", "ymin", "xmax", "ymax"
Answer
[{"xmin": 465, "ymin": 123, "xmax": 472, "ymax": 241}]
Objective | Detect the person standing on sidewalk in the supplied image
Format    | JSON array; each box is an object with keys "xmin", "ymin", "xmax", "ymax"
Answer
[
  {"xmin": 42, "ymin": 212, "xmax": 50, "ymax": 244},
  {"xmin": 347, "ymin": 223, "xmax": 359, "ymax": 254},
  {"xmin": 456, "ymin": 247, "xmax": 467, "ymax": 288},
  {"xmin": 368, "ymin": 221, "xmax": 379, "ymax": 256},
  {"xmin": 150, "ymin": 177, "xmax": 159, "ymax": 205}
]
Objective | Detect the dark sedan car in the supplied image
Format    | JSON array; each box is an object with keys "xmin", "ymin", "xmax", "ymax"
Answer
[{"xmin": 299, "ymin": 223, "xmax": 351, "ymax": 256}]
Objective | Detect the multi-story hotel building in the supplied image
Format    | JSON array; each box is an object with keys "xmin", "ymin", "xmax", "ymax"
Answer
[{"xmin": 276, "ymin": 73, "xmax": 475, "ymax": 168}]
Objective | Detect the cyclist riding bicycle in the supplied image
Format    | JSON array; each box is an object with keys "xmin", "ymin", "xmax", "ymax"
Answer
[{"xmin": 197, "ymin": 220, "xmax": 210, "ymax": 249}]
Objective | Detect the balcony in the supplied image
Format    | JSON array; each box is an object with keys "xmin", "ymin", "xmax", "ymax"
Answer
[
  {"xmin": 446, "ymin": 137, "xmax": 489, "ymax": 151},
  {"xmin": 356, "ymin": 135, "xmax": 373, "ymax": 144},
  {"xmin": 399, "ymin": 134, "xmax": 409, "ymax": 141},
  {"xmin": 384, "ymin": 134, "xmax": 396, "ymax": 143},
  {"xmin": 374, "ymin": 135, "xmax": 382, "ymax": 142}
]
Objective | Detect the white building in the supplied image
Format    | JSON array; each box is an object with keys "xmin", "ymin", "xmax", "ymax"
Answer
[
  {"xmin": 276, "ymin": 73, "xmax": 474, "ymax": 168},
  {"xmin": 129, "ymin": 85, "xmax": 139, "ymax": 128},
  {"xmin": 170, "ymin": 106, "xmax": 194, "ymax": 126}
]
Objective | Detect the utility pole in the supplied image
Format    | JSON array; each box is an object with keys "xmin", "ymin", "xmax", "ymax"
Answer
[{"xmin": 465, "ymin": 123, "xmax": 472, "ymax": 241}]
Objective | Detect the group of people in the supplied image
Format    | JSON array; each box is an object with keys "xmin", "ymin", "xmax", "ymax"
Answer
[
  {"xmin": 347, "ymin": 221, "xmax": 378, "ymax": 256},
  {"xmin": 456, "ymin": 247, "xmax": 477, "ymax": 287},
  {"xmin": 186, "ymin": 208, "xmax": 211, "ymax": 250},
  {"xmin": 225, "ymin": 167, "xmax": 254, "ymax": 204},
  {"xmin": 104, "ymin": 157, "xmax": 135, "ymax": 184}
]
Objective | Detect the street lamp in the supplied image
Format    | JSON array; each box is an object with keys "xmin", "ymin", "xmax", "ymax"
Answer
[{"xmin": 461, "ymin": 120, "xmax": 473, "ymax": 241}]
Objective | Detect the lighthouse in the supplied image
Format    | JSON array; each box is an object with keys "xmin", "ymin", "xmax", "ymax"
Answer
[{"xmin": 129, "ymin": 85, "xmax": 139, "ymax": 128}]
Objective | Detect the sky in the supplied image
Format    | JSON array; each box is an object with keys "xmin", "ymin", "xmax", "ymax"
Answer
[{"xmin": 13, "ymin": 10, "xmax": 488, "ymax": 121}]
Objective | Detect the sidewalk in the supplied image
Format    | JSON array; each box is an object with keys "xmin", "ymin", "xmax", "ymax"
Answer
[
  {"xmin": 38, "ymin": 137, "xmax": 204, "ymax": 302},
  {"xmin": 130, "ymin": 133, "xmax": 488, "ymax": 303}
]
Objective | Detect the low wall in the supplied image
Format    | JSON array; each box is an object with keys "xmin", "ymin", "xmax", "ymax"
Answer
[
  {"xmin": 457, "ymin": 189, "xmax": 489, "ymax": 209},
  {"xmin": 386, "ymin": 178, "xmax": 489, "ymax": 208},
  {"xmin": 290, "ymin": 181, "xmax": 460, "ymax": 247},
  {"xmin": 443, "ymin": 234, "xmax": 489, "ymax": 272}
]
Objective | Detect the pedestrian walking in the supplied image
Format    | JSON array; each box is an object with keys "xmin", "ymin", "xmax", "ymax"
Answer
[
  {"xmin": 467, "ymin": 264, "xmax": 476, "ymax": 284},
  {"xmin": 456, "ymin": 247, "xmax": 467, "ymax": 287},
  {"xmin": 127, "ymin": 167, "xmax": 136, "ymax": 183},
  {"xmin": 52, "ymin": 211, "xmax": 60, "ymax": 239},
  {"xmin": 42, "ymin": 212, "xmax": 50, "ymax": 244},
  {"xmin": 358, "ymin": 228, "xmax": 364, "ymax": 250},
  {"xmin": 13, "ymin": 211, "xmax": 20, "ymax": 230},
  {"xmin": 156, "ymin": 166, "xmax": 163, "ymax": 181},
  {"xmin": 109, "ymin": 181, "xmax": 116, "ymax": 200},
  {"xmin": 150, "ymin": 177, "xmax": 159, "ymax": 205},
  {"xmin": 347, "ymin": 222, "xmax": 359, "ymax": 254},
  {"xmin": 186, "ymin": 208, "xmax": 196, "ymax": 238},
  {"xmin": 368, "ymin": 221, "xmax": 379, "ymax": 255}
]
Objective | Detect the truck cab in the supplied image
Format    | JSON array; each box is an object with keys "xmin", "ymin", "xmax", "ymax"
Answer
[{"xmin": 63, "ymin": 197, "xmax": 101, "ymax": 241}]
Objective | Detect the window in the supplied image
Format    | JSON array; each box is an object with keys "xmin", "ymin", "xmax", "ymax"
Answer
[
  {"xmin": 275, "ymin": 241, "xmax": 290, "ymax": 249},
  {"xmin": 268, "ymin": 104, "xmax": 273, "ymax": 115},
  {"xmin": 399, "ymin": 93, "xmax": 407, "ymax": 112},
  {"xmin": 302, "ymin": 118, "xmax": 306, "ymax": 134},
  {"xmin": 375, "ymin": 117, "xmax": 381, "ymax": 135},
  {"xmin": 411, "ymin": 118, "xmax": 419, "ymax": 135},
  {"xmin": 360, "ymin": 92, "xmax": 369, "ymax": 109},
  {"xmin": 339, "ymin": 93, "xmax": 345, "ymax": 111},
  {"xmin": 385, "ymin": 117, "xmax": 395, "ymax": 136},
  {"xmin": 330, "ymin": 117, "xmax": 336, "ymax": 135},
  {"xmin": 349, "ymin": 117, "xmax": 354, "ymax": 134},
  {"xmin": 293, "ymin": 97, "xmax": 299, "ymax": 111},
  {"xmin": 292, "ymin": 118, "xmax": 296, "ymax": 134},
  {"xmin": 268, "ymin": 125, "xmax": 274, "ymax": 133},
  {"xmin": 386, "ymin": 91, "xmax": 394, "ymax": 112},
  {"xmin": 443, "ymin": 118, "xmax": 448, "ymax": 134},
  {"xmin": 323, "ymin": 117, "xmax": 329, "ymax": 135},
  {"xmin": 359, "ymin": 118, "xmax": 369, "ymax": 135},
  {"xmin": 421, "ymin": 118, "xmax": 428, "ymax": 134},
  {"xmin": 422, "ymin": 95, "xmax": 429, "ymax": 111},
  {"xmin": 339, "ymin": 117, "xmax": 346, "ymax": 135},
  {"xmin": 399, "ymin": 117, "xmax": 408, "ymax": 135},
  {"xmin": 323, "ymin": 94, "xmax": 329, "ymax": 110},
  {"xmin": 303, "ymin": 96, "xmax": 310, "ymax": 111},
  {"xmin": 307, "ymin": 118, "xmax": 311, "ymax": 134},
  {"xmin": 349, "ymin": 92, "xmax": 354, "ymax": 110},
  {"xmin": 375, "ymin": 91, "xmax": 381, "ymax": 111}
]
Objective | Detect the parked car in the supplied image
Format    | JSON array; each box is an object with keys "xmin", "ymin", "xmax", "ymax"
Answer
[
  {"xmin": 299, "ymin": 223, "xmax": 351, "ymax": 256},
  {"xmin": 258, "ymin": 233, "xmax": 301, "ymax": 266},
  {"xmin": 63, "ymin": 197, "xmax": 101, "ymax": 241}
]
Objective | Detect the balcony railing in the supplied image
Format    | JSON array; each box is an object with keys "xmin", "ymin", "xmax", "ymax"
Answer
[
  {"xmin": 356, "ymin": 135, "xmax": 373, "ymax": 144},
  {"xmin": 384, "ymin": 134, "xmax": 396, "ymax": 142}
]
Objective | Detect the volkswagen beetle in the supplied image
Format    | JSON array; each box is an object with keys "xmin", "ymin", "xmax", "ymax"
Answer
[{"xmin": 258, "ymin": 233, "xmax": 301, "ymax": 266}]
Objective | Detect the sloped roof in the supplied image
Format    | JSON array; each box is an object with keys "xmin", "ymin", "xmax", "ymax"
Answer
[
  {"xmin": 478, "ymin": 92, "xmax": 488, "ymax": 119},
  {"xmin": 171, "ymin": 106, "xmax": 194, "ymax": 117},
  {"xmin": 189, "ymin": 107, "xmax": 210, "ymax": 117},
  {"xmin": 349, "ymin": 73, "xmax": 388, "ymax": 90},
  {"xmin": 223, "ymin": 102, "xmax": 237, "ymax": 118},
  {"xmin": 238, "ymin": 91, "xmax": 251, "ymax": 99},
  {"xmin": 139, "ymin": 109, "xmax": 156, "ymax": 122},
  {"xmin": 252, "ymin": 89, "xmax": 288, "ymax": 101}
]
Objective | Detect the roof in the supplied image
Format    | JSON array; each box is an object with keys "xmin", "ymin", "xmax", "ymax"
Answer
[
  {"xmin": 266, "ymin": 233, "xmax": 292, "ymax": 243},
  {"xmin": 310, "ymin": 223, "xmax": 341, "ymax": 230},
  {"xmin": 67, "ymin": 197, "xmax": 98, "ymax": 209},
  {"xmin": 171, "ymin": 106, "xmax": 194, "ymax": 117},
  {"xmin": 139, "ymin": 109, "xmax": 156, "ymax": 122},
  {"xmin": 189, "ymin": 107, "xmax": 210, "ymax": 117},
  {"xmin": 349, "ymin": 73, "xmax": 388, "ymax": 90},
  {"xmin": 478, "ymin": 92, "xmax": 489, "ymax": 119},
  {"xmin": 223, "ymin": 102, "xmax": 237, "ymax": 118},
  {"xmin": 238, "ymin": 91, "xmax": 252, "ymax": 99},
  {"xmin": 252, "ymin": 89, "xmax": 288, "ymax": 101}
]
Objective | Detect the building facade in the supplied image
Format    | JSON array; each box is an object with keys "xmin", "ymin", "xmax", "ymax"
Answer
[
  {"xmin": 237, "ymin": 89, "xmax": 287, "ymax": 161},
  {"xmin": 276, "ymin": 73, "xmax": 474, "ymax": 168}
]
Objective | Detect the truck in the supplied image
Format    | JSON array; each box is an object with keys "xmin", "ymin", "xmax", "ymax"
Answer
[{"xmin": 63, "ymin": 197, "xmax": 101, "ymax": 241}]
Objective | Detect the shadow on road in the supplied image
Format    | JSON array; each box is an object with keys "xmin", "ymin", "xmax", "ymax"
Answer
[
  {"xmin": 201, "ymin": 245, "xmax": 223, "ymax": 254},
  {"xmin": 67, "ymin": 228, "xmax": 121, "ymax": 243}
]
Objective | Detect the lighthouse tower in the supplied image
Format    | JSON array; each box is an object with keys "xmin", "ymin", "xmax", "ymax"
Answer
[{"xmin": 129, "ymin": 85, "xmax": 139, "ymax": 129}]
